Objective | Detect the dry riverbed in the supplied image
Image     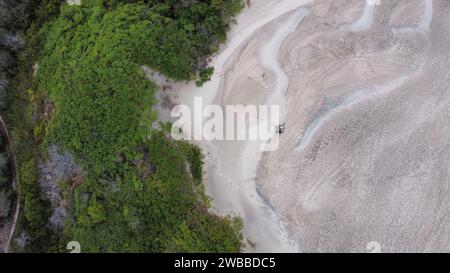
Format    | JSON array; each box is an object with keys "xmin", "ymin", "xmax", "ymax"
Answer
[{"xmin": 160, "ymin": 0, "xmax": 450, "ymax": 252}]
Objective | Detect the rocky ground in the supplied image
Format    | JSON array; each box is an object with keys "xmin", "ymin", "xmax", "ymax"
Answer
[{"xmin": 38, "ymin": 145, "xmax": 82, "ymax": 230}]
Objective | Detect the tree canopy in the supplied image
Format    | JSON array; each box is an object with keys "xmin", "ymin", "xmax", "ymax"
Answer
[{"xmin": 23, "ymin": 0, "xmax": 244, "ymax": 252}]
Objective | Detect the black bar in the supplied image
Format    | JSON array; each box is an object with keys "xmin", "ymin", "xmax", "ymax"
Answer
[{"xmin": 1, "ymin": 253, "xmax": 448, "ymax": 272}]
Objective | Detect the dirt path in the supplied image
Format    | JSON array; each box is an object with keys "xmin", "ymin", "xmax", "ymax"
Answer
[{"xmin": 0, "ymin": 114, "xmax": 19, "ymax": 253}]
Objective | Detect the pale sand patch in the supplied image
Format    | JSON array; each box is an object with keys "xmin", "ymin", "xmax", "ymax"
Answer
[
  {"xmin": 258, "ymin": 0, "xmax": 450, "ymax": 252},
  {"xmin": 168, "ymin": 0, "xmax": 450, "ymax": 252},
  {"xmin": 172, "ymin": 0, "xmax": 313, "ymax": 252}
]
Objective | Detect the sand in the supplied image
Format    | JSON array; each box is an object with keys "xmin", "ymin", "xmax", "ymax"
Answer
[
  {"xmin": 258, "ymin": 0, "xmax": 450, "ymax": 252},
  {"xmin": 170, "ymin": 0, "xmax": 450, "ymax": 252},
  {"xmin": 171, "ymin": 0, "xmax": 313, "ymax": 252}
]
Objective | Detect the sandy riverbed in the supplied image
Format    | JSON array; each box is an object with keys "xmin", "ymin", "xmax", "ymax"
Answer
[
  {"xmin": 169, "ymin": 0, "xmax": 450, "ymax": 252},
  {"xmin": 168, "ymin": 0, "xmax": 313, "ymax": 252}
]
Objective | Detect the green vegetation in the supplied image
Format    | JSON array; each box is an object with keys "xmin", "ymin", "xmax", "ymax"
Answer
[
  {"xmin": 17, "ymin": 157, "xmax": 54, "ymax": 251},
  {"xmin": 2, "ymin": 0, "xmax": 243, "ymax": 252},
  {"xmin": 66, "ymin": 132, "xmax": 241, "ymax": 252},
  {"xmin": 196, "ymin": 67, "xmax": 215, "ymax": 87},
  {"xmin": 1, "ymin": 0, "xmax": 55, "ymax": 249},
  {"xmin": 179, "ymin": 142, "xmax": 204, "ymax": 185},
  {"xmin": 0, "ymin": 136, "xmax": 13, "ymax": 220},
  {"xmin": 3, "ymin": 69, "xmax": 59, "ymax": 251}
]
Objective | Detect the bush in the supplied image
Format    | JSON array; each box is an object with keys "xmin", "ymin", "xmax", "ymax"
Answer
[
  {"xmin": 31, "ymin": 1, "xmax": 243, "ymax": 252},
  {"xmin": 196, "ymin": 67, "xmax": 215, "ymax": 87}
]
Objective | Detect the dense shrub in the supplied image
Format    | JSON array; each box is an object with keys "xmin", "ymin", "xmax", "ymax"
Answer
[{"xmin": 26, "ymin": 0, "xmax": 244, "ymax": 252}]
